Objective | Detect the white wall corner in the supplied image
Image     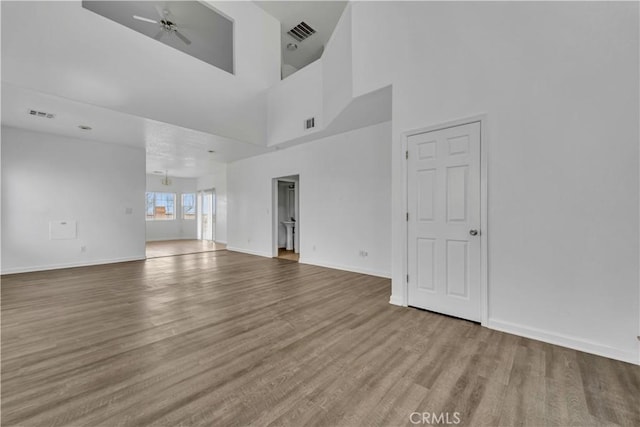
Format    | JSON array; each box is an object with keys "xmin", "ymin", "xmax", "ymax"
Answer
[{"xmin": 389, "ymin": 294, "xmax": 405, "ymax": 307}]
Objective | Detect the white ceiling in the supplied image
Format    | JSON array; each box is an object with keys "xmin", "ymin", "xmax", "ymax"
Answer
[
  {"xmin": 1, "ymin": 0, "xmax": 283, "ymax": 178},
  {"xmin": 2, "ymin": 83, "xmax": 273, "ymax": 178},
  {"xmin": 254, "ymin": 1, "xmax": 348, "ymax": 72},
  {"xmin": 1, "ymin": 1, "xmax": 375, "ymax": 179},
  {"xmin": 1, "ymin": 1, "xmax": 273, "ymax": 145}
]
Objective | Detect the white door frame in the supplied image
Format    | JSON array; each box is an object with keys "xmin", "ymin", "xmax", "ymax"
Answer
[
  {"xmin": 402, "ymin": 114, "xmax": 489, "ymax": 326},
  {"xmin": 272, "ymin": 175, "xmax": 300, "ymax": 257},
  {"xmin": 198, "ymin": 188, "xmax": 216, "ymax": 241}
]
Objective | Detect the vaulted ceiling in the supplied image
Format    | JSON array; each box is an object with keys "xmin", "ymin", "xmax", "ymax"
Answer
[
  {"xmin": 1, "ymin": 1, "xmax": 352, "ymax": 178},
  {"xmin": 1, "ymin": 1, "xmax": 282, "ymax": 177}
]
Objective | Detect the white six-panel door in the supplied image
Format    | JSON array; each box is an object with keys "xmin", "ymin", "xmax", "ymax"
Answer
[{"xmin": 407, "ymin": 122, "xmax": 481, "ymax": 322}]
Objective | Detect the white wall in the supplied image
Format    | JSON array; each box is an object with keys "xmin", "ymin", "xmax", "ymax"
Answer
[
  {"xmin": 197, "ymin": 162, "xmax": 228, "ymax": 244},
  {"xmin": 208, "ymin": 0, "xmax": 281, "ymax": 90},
  {"xmin": 321, "ymin": 4, "xmax": 352, "ymax": 126},
  {"xmin": 228, "ymin": 121, "xmax": 391, "ymax": 277},
  {"xmin": 347, "ymin": 1, "xmax": 639, "ymax": 363},
  {"xmin": 145, "ymin": 174, "xmax": 197, "ymax": 241},
  {"xmin": 281, "ymin": 64, "xmax": 298, "ymax": 80},
  {"xmin": 1, "ymin": 126, "xmax": 146, "ymax": 274},
  {"xmin": 267, "ymin": 59, "xmax": 323, "ymax": 145}
]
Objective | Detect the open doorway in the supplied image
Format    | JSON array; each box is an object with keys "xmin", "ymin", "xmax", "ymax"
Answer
[
  {"xmin": 272, "ymin": 175, "xmax": 299, "ymax": 261},
  {"xmin": 144, "ymin": 180, "xmax": 225, "ymax": 259}
]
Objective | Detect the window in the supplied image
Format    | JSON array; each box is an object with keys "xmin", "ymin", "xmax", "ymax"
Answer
[
  {"xmin": 146, "ymin": 192, "xmax": 176, "ymax": 220},
  {"xmin": 182, "ymin": 193, "xmax": 196, "ymax": 220}
]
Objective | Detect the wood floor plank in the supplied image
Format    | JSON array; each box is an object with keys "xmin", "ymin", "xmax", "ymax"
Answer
[
  {"xmin": 2, "ymin": 250, "xmax": 639, "ymax": 426},
  {"xmin": 145, "ymin": 239, "xmax": 226, "ymax": 258}
]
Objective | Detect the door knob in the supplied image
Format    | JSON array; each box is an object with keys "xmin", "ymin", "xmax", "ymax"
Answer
[{"xmin": 469, "ymin": 229, "xmax": 479, "ymax": 236}]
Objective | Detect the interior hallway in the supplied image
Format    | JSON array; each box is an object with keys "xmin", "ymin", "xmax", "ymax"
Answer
[{"xmin": 146, "ymin": 239, "xmax": 226, "ymax": 258}]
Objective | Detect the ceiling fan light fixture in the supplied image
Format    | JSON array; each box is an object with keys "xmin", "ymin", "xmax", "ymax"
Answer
[
  {"xmin": 131, "ymin": 6, "xmax": 191, "ymax": 45},
  {"xmin": 161, "ymin": 170, "xmax": 172, "ymax": 186}
]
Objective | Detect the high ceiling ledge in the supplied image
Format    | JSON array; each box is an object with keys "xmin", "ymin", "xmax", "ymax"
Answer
[
  {"xmin": 267, "ymin": 85, "xmax": 392, "ymax": 149},
  {"xmin": 265, "ymin": 3, "xmax": 391, "ymax": 149}
]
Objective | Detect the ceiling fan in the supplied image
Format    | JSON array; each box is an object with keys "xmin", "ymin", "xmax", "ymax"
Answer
[{"xmin": 133, "ymin": 5, "xmax": 191, "ymax": 45}]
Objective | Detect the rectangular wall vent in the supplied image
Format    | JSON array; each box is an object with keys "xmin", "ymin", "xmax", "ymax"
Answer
[
  {"xmin": 287, "ymin": 21, "xmax": 316, "ymax": 42},
  {"xmin": 304, "ymin": 117, "xmax": 315, "ymax": 130},
  {"xmin": 29, "ymin": 109, "xmax": 55, "ymax": 119}
]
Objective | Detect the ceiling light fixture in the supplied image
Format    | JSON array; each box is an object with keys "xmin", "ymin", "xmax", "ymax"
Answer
[
  {"xmin": 132, "ymin": 7, "xmax": 191, "ymax": 45},
  {"xmin": 286, "ymin": 43, "xmax": 298, "ymax": 51},
  {"xmin": 161, "ymin": 170, "xmax": 172, "ymax": 186},
  {"xmin": 78, "ymin": 125, "xmax": 92, "ymax": 130}
]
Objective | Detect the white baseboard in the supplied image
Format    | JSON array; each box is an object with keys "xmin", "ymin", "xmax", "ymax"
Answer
[
  {"xmin": 1, "ymin": 255, "xmax": 146, "ymax": 275},
  {"xmin": 225, "ymin": 246, "xmax": 272, "ymax": 258},
  {"xmin": 298, "ymin": 257, "xmax": 391, "ymax": 279},
  {"xmin": 389, "ymin": 294, "xmax": 405, "ymax": 306},
  {"xmin": 145, "ymin": 237, "xmax": 199, "ymax": 242},
  {"xmin": 215, "ymin": 240, "xmax": 228, "ymax": 245},
  {"xmin": 488, "ymin": 318, "xmax": 638, "ymax": 365}
]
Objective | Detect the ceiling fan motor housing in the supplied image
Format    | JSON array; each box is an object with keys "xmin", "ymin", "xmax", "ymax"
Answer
[{"xmin": 160, "ymin": 20, "xmax": 176, "ymax": 31}]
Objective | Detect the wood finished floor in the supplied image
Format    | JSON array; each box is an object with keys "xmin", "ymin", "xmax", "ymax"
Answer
[
  {"xmin": 277, "ymin": 249, "xmax": 299, "ymax": 262},
  {"xmin": 145, "ymin": 239, "xmax": 226, "ymax": 258},
  {"xmin": 2, "ymin": 250, "xmax": 638, "ymax": 427}
]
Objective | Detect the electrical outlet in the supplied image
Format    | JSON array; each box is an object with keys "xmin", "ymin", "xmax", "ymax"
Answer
[
  {"xmin": 125, "ymin": 207, "xmax": 133, "ymax": 215},
  {"xmin": 81, "ymin": 246, "xmax": 87, "ymax": 252},
  {"xmin": 359, "ymin": 250, "xmax": 368, "ymax": 257}
]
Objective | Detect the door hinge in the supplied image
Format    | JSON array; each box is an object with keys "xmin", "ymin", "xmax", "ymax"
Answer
[
  {"xmin": 406, "ymin": 212, "xmax": 409, "ymax": 221},
  {"xmin": 405, "ymin": 150, "xmax": 408, "ymax": 160},
  {"xmin": 406, "ymin": 274, "xmax": 409, "ymax": 283}
]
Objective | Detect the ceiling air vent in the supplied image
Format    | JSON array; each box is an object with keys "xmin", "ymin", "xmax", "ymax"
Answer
[
  {"xmin": 304, "ymin": 117, "xmax": 315, "ymax": 130},
  {"xmin": 287, "ymin": 21, "xmax": 316, "ymax": 42},
  {"xmin": 28, "ymin": 109, "xmax": 55, "ymax": 119}
]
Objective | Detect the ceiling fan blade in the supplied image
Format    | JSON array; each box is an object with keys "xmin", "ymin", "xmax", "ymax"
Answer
[
  {"xmin": 174, "ymin": 30, "xmax": 191, "ymax": 45},
  {"xmin": 154, "ymin": 4, "xmax": 165, "ymax": 19},
  {"xmin": 133, "ymin": 15, "xmax": 157, "ymax": 24},
  {"xmin": 154, "ymin": 30, "xmax": 165, "ymax": 40}
]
